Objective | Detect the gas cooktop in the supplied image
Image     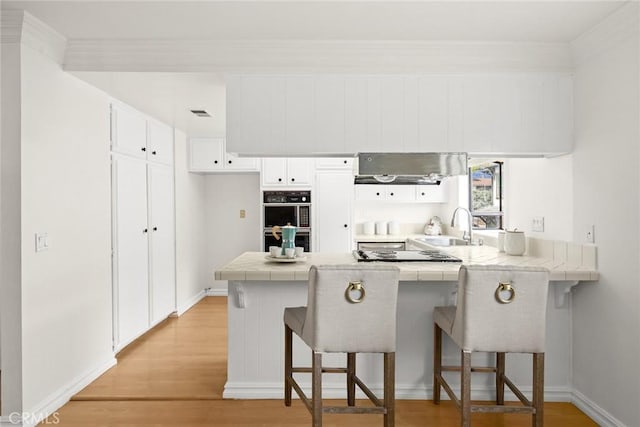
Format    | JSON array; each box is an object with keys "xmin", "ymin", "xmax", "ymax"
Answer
[{"xmin": 353, "ymin": 250, "xmax": 462, "ymax": 263}]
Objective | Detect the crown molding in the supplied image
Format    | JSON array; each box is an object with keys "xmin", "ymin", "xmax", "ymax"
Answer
[
  {"xmin": 1, "ymin": 10, "xmax": 67, "ymax": 64},
  {"xmin": 571, "ymin": 2, "xmax": 639, "ymax": 66},
  {"xmin": 64, "ymin": 39, "xmax": 572, "ymax": 73}
]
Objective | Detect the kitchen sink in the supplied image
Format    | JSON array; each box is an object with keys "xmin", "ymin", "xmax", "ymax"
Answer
[{"xmin": 414, "ymin": 236, "xmax": 470, "ymax": 247}]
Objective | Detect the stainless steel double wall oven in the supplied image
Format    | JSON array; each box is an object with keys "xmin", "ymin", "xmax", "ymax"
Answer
[{"xmin": 263, "ymin": 190, "xmax": 311, "ymax": 252}]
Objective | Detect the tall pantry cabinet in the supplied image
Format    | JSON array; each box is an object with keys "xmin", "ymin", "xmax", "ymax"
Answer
[{"xmin": 110, "ymin": 101, "xmax": 176, "ymax": 352}]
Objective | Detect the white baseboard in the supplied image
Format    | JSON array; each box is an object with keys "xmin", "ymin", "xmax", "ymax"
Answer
[
  {"xmin": 572, "ymin": 389, "xmax": 627, "ymax": 427},
  {"xmin": 176, "ymin": 290, "xmax": 206, "ymax": 316},
  {"xmin": 223, "ymin": 381, "xmax": 572, "ymax": 402},
  {"xmin": 18, "ymin": 355, "xmax": 117, "ymax": 427},
  {"xmin": 206, "ymin": 287, "xmax": 228, "ymax": 297}
]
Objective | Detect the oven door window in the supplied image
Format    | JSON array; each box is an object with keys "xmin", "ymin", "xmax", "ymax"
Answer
[{"xmin": 264, "ymin": 205, "xmax": 297, "ymax": 228}]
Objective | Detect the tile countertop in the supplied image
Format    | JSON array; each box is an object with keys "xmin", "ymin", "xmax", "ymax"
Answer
[{"xmin": 215, "ymin": 245, "xmax": 599, "ymax": 283}]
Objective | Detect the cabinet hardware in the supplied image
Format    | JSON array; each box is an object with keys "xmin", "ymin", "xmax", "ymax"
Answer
[
  {"xmin": 343, "ymin": 160, "xmax": 347, "ymax": 164},
  {"xmin": 291, "ymin": 178, "xmax": 295, "ymax": 182},
  {"xmin": 153, "ymin": 227, "xmax": 158, "ymax": 231},
  {"xmin": 344, "ymin": 224, "xmax": 348, "ymax": 228},
  {"xmin": 278, "ymin": 178, "xmax": 282, "ymax": 182},
  {"xmin": 141, "ymin": 147, "xmax": 146, "ymax": 152},
  {"xmin": 421, "ymin": 192, "xmax": 425, "ymax": 196},
  {"xmin": 376, "ymin": 192, "xmax": 380, "ymax": 196},
  {"xmin": 143, "ymin": 228, "xmax": 148, "ymax": 233},
  {"xmin": 228, "ymin": 160, "xmax": 232, "ymax": 164},
  {"xmin": 214, "ymin": 160, "xmax": 218, "ymax": 164},
  {"xmin": 152, "ymin": 151, "xmax": 156, "ymax": 155},
  {"xmin": 390, "ymin": 192, "xmax": 394, "ymax": 196}
]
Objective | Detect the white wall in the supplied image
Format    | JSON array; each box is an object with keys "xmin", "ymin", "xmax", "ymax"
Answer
[
  {"xmin": 174, "ymin": 129, "xmax": 208, "ymax": 312},
  {"xmin": 19, "ymin": 43, "xmax": 114, "ymax": 412},
  {"xmin": 503, "ymin": 156, "xmax": 574, "ymax": 241},
  {"xmin": 570, "ymin": 4, "xmax": 639, "ymax": 425},
  {"xmin": 205, "ymin": 174, "xmax": 261, "ymax": 293},
  {"xmin": 1, "ymin": 40, "xmax": 24, "ymax": 416}
]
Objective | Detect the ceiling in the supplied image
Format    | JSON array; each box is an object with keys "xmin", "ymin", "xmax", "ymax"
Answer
[{"xmin": 3, "ymin": 0, "xmax": 627, "ymax": 136}]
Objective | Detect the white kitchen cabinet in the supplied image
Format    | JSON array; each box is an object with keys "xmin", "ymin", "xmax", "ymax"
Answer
[
  {"xmin": 355, "ymin": 185, "xmax": 414, "ymax": 202},
  {"xmin": 314, "ymin": 157, "xmax": 355, "ymax": 170},
  {"xmin": 147, "ymin": 164, "xmax": 176, "ymax": 325},
  {"xmin": 112, "ymin": 155, "xmax": 150, "ymax": 348},
  {"xmin": 112, "ymin": 154, "xmax": 176, "ymax": 351},
  {"xmin": 226, "ymin": 73, "xmax": 573, "ymax": 157},
  {"xmin": 189, "ymin": 137, "xmax": 258, "ymax": 173},
  {"xmin": 261, "ymin": 158, "xmax": 313, "ymax": 187},
  {"xmin": 355, "ymin": 183, "xmax": 448, "ymax": 203},
  {"xmin": 111, "ymin": 102, "xmax": 174, "ymax": 164},
  {"xmin": 415, "ymin": 181, "xmax": 448, "ymax": 203},
  {"xmin": 315, "ymin": 172, "xmax": 354, "ymax": 252},
  {"xmin": 111, "ymin": 102, "xmax": 147, "ymax": 159}
]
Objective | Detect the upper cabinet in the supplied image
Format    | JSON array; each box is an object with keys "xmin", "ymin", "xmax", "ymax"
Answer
[
  {"xmin": 261, "ymin": 158, "xmax": 313, "ymax": 187},
  {"xmin": 189, "ymin": 137, "xmax": 259, "ymax": 173},
  {"xmin": 111, "ymin": 102, "xmax": 174, "ymax": 165},
  {"xmin": 225, "ymin": 74, "xmax": 573, "ymax": 157}
]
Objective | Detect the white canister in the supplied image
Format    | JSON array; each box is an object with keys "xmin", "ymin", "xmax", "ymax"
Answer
[
  {"xmin": 388, "ymin": 221, "xmax": 400, "ymax": 235},
  {"xmin": 504, "ymin": 230, "xmax": 526, "ymax": 256},
  {"xmin": 375, "ymin": 221, "xmax": 388, "ymax": 235},
  {"xmin": 497, "ymin": 231, "xmax": 506, "ymax": 252},
  {"xmin": 362, "ymin": 221, "xmax": 375, "ymax": 235}
]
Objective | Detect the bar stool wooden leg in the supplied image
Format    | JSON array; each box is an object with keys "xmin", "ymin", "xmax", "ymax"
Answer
[
  {"xmin": 384, "ymin": 352, "xmax": 395, "ymax": 427},
  {"xmin": 347, "ymin": 353, "xmax": 356, "ymax": 406},
  {"xmin": 461, "ymin": 351, "xmax": 472, "ymax": 427},
  {"xmin": 532, "ymin": 353, "xmax": 545, "ymax": 427},
  {"xmin": 284, "ymin": 324, "xmax": 292, "ymax": 406},
  {"xmin": 312, "ymin": 351, "xmax": 323, "ymax": 427},
  {"xmin": 496, "ymin": 352, "xmax": 505, "ymax": 405},
  {"xmin": 433, "ymin": 323, "xmax": 442, "ymax": 404}
]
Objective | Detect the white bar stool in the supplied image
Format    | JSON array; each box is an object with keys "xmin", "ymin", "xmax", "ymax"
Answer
[
  {"xmin": 284, "ymin": 264, "xmax": 400, "ymax": 427},
  {"xmin": 433, "ymin": 265, "xmax": 550, "ymax": 427}
]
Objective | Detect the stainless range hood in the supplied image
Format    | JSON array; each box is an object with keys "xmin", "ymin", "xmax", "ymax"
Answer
[{"xmin": 355, "ymin": 152, "xmax": 468, "ymax": 185}]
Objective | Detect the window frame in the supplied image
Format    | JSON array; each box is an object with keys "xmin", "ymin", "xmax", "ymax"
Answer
[{"xmin": 468, "ymin": 161, "xmax": 504, "ymax": 230}]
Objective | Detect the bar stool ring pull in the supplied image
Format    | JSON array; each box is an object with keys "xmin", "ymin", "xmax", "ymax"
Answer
[
  {"xmin": 345, "ymin": 281, "xmax": 366, "ymax": 304},
  {"xmin": 495, "ymin": 281, "xmax": 515, "ymax": 304}
]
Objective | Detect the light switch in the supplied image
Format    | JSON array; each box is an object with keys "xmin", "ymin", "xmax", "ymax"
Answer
[
  {"xmin": 532, "ymin": 216, "xmax": 544, "ymax": 232},
  {"xmin": 35, "ymin": 233, "xmax": 49, "ymax": 252}
]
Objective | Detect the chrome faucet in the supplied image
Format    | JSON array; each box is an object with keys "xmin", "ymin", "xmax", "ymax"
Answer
[{"xmin": 450, "ymin": 207, "xmax": 473, "ymax": 244}]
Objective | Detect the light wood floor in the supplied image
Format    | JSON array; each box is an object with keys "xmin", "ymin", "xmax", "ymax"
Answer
[{"xmin": 44, "ymin": 297, "xmax": 596, "ymax": 426}]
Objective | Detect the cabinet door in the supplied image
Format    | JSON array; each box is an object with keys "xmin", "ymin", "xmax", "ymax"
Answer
[
  {"xmin": 286, "ymin": 159, "xmax": 313, "ymax": 185},
  {"xmin": 385, "ymin": 185, "xmax": 414, "ymax": 202},
  {"xmin": 315, "ymin": 172, "xmax": 354, "ymax": 252},
  {"xmin": 112, "ymin": 155, "xmax": 150, "ymax": 349},
  {"xmin": 224, "ymin": 151, "xmax": 259, "ymax": 171},
  {"xmin": 147, "ymin": 120, "xmax": 174, "ymax": 165},
  {"xmin": 418, "ymin": 76, "xmax": 450, "ymax": 152},
  {"xmin": 415, "ymin": 182, "xmax": 447, "ymax": 203},
  {"xmin": 148, "ymin": 164, "xmax": 176, "ymax": 325},
  {"xmin": 315, "ymin": 158, "xmax": 354, "ymax": 170},
  {"xmin": 355, "ymin": 185, "xmax": 386, "ymax": 201},
  {"xmin": 261, "ymin": 158, "xmax": 287, "ymax": 185},
  {"xmin": 190, "ymin": 138, "xmax": 224, "ymax": 171},
  {"xmin": 380, "ymin": 77, "xmax": 404, "ymax": 152},
  {"xmin": 285, "ymin": 76, "xmax": 315, "ymax": 153},
  {"xmin": 111, "ymin": 103, "xmax": 147, "ymax": 159}
]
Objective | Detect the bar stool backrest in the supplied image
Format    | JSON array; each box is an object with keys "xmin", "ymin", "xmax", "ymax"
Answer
[
  {"xmin": 452, "ymin": 265, "xmax": 549, "ymax": 353},
  {"xmin": 302, "ymin": 265, "xmax": 400, "ymax": 353}
]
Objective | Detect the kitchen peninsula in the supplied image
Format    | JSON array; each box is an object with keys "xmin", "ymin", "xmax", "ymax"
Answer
[{"xmin": 216, "ymin": 242, "xmax": 598, "ymax": 401}]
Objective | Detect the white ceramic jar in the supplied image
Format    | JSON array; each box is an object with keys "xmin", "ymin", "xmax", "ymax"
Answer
[
  {"xmin": 375, "ymin": 221, "xmax": 388, "ymax": 235},
  {"xmin": 497, "ymin": 231, "xmax": 506, "ymax": 252},
  {"xmin": 504, "ymin": 230, "xmax": 526, "ymax": 256},
  {"xmin": 362, "ymin": 221, "xmax": 375, "ymax": 235},
  {"xmin": 388, "ymin": 221, "xmax": 400, "ymax": 235}
]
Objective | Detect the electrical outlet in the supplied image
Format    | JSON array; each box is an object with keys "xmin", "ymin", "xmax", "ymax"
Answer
[
  {"xmin": 585, "ymin": 225, "xmax": 595, "ymax": 243},
  {"xmin": 532, "ymin": 216, "xmax": 544, "ymax": 232},
  {"xmin": 239, "ymin": 209, "xmax": 246, "ymax": 219},
  {"xmin": 35, "ymin": 233, "xmax": 49, "ymax": 252}
]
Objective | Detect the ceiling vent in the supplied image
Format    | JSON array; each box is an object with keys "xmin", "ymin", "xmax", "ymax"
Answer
[{"xmin": 190, "ymin": 109, "xmax": 211, "ymax": 117}]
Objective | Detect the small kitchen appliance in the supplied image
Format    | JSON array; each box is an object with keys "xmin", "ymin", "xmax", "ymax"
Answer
[{"xmin": 272, "ymin": 224, "xmax": 297, "ymax": 255}]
